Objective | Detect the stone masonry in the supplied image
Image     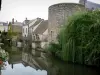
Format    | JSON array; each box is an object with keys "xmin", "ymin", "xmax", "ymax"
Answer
[{"xmin": 48, "ymin": 3, "xmax": 85, "ymax": 42}]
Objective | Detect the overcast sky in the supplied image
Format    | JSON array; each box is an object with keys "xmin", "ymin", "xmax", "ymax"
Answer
[{"xmin": 0, "ymin": 0, "xmax": 100, "ymax": 22}]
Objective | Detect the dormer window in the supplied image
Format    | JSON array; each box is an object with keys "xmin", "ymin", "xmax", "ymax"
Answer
[{"xmin": 37, "ymin": 35, "xmax": 40, "ymax": 40}]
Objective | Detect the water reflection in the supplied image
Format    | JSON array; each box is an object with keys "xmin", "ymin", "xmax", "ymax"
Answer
[
  {"xmin": 0, "ymin": 46, "xmax": 99, "ymax": 75},
  {"xmin": 2, "ymin": 62, "xmax": 47, "ymax": 75}
]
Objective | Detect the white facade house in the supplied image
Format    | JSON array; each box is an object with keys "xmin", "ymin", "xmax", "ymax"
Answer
[
  {"xmin": 22, "ymin": 18, "xmax": 42, "ymax": 38},
  {"xmin": 22, "ymin": 25, "xmax": 28, "ymax": 37},
  {"xmin": 32, "ymin": 20, "xmax": 48, "ymax": 41},
  {"xmin": 22, "ymin": 18, "xmax": 30, "ymax": 37},
  {"xmin": 0, "ymin": 22, "xmax": 8, "ymax": 32},
  {"xmin": 31, "ymin": 20, "xmax": 48, "ymax": 48},
  {"xmin": 22, "ymin": 18, "xmax": 48, "ymax": 49}
]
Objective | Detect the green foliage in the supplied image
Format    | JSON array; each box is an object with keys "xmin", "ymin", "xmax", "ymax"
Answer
[
  {"xmin": 47, "ymin": 42, "xmax": 62, "ymax": 58},
  {"xmin": 48, "ymin": 10, "xmax": 100, "ymax": 67},
  {"xmin": 7, "ymin": 22, "xmax": 20, "ymax": 38},
  {"xmin": 0, "ymin": 31, "xmax": 11, "ymax": 46},
  {"xmin": 8, "ymin": 22, "xmax": 12, "ymax": 38}
]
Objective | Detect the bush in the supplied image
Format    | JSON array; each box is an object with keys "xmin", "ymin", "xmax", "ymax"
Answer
[{"xmin": 47, "ymin": 43, "xmax": 62, "ymax": 57}]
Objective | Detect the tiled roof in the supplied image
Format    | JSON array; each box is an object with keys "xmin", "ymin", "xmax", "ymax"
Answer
[
  {"xmin": 0, "ymin": 22, "xmax": 4, "ymax": 24},
  {"xmin": 3, "ymin": 23, "xmax": 8, "ymax": 26},
  {"xmin": 0, "ymin": 22, "xmax": 8, "ymax": 26},
  {"xmin": 12, "ymin": 22, "xmax": 23, "ymax": 26},
  {"xmin": 29, "ymin": 19, "xmax": 36, "ymax": 24},
  {"xmin": 33, "ymin": 20, "xmax": 48, "ymax": 34},
  {"xmin": 23, "ymin": 20, "xmax": 30, "ymax": 26},
  {"xmin": 29, "ymin": 19, "xmax": 43, "ymax": 28}
]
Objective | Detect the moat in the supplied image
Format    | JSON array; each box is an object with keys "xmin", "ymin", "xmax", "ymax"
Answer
[{"xmin": 0, "ymin": 46, "xmax": 99, "ymax": 75}]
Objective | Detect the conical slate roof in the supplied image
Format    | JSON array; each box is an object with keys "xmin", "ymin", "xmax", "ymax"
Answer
[
  {"xmin": 86, "ymin": 1, "xmax": 100, "ymax": 9},
  {"xmin": 79, "ymin": 0, "xmax": 100, "ymax": 9}
]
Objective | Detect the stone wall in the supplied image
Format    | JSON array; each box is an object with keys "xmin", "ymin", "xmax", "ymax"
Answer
[
  {"xmin": 12, "ymin": 25, "xmax": 22, "ymax": 33},
  {"xmin": 48, "ymin": 3, "xmax": 85, "ymax": 42}
]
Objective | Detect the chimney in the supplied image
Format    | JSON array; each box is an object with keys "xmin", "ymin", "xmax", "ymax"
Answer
[
  {"xmin": 79, "ymin": 0, "xmax": 87, "ymax": 6},
  {"xmin": 12, "ymin": 18, "xmax": 14, "ymax": 24},
  {"xmin": 11, "ymin": 64, "xmax": 13, "ymax": 69},
  {"xmin": 37, "ymin": 17, "xmax": 41, "ymax": 20},
  {"xmin": 26, "ymin": 17, "xmax": 27, "ymax": 20},
  {"xmin": 6, "ymin": 21, "xmax": 8, "ymax": 24}
]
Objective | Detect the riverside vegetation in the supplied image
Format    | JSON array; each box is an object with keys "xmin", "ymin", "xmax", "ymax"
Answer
[{"xmin": 47, "ymin": 10, "xmax": 100, "ymax": 67}]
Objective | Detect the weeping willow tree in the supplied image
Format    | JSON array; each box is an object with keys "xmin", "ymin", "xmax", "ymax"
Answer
[{"xmin": 48, "ymin": 10, "xmax": 100, "ymax": 67}]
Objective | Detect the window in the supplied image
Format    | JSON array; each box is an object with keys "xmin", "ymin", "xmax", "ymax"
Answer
[
  {"xmin": 51, "ymin": 30, "xmax": 54, "ymax": 41},
  {"xmin": 25, "ymin": 35, "xmax": 26, "ymax": 37},
  {"xmin": 51, "ymin": 31, "xmax": 53, "ymax": 38},
  {"xmin": 26, "ymin": 28, "xmax": 27, "ymax": 33},
  {"xmin": 37, "ymin": 35, "xmax": 40, "ymax": 40}
]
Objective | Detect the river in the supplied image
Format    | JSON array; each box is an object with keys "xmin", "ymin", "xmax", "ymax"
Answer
[{"xmin": 0, "ymin": 46, "xmax": 99, "ymax": 75}]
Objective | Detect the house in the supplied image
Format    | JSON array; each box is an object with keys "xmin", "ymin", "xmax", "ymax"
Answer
[
  {"xmin": 0, "ymin": 22, "xmax": 8, "ymax": 32},
  {"xmin": 32, "ymin": 20, "xmax": 48, "ymax": 49},
  {"xmin": 22, "ymin": 17, "xmax": 48, "ymax": 49},
  {"xmin": 11, "ymin": 18, "xmax": 23, "ymax": 34},
  {"xmin": 28, "ymin": 18, "xmax": 43, "ymax": 45},
  {"xmin": 22, "ymin": 18, "xmax": 44, "ymax": 47},
  {"xmin": 22, "ymin": 18, "xmax": 42, "ymax": 38},
  {"xmin": 22, "ymin": 18, "xmax": 30, "ymax": 38},
  {"xmin": 8, "ymin": 18, "xmax": 23, "ymax": 43}
]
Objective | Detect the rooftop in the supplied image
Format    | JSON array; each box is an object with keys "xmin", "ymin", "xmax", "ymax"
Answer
[
  {"xmin": 86, "ymin": 1, "xmax": 100, "ymax": 9},
  {"xmin": 0, "ymin": 22, "xmax": 8, "ymax": 26},
  {"xmin": 33, "ymin": 20, "xmax": 48, "ymax": 34},
  {"xmin": 29, "ymin": 18, "xmax": 43, "ymax": 28},
  {"xmin": 12, "ymin": 22, "xmax": 23, "ymax": 26}
]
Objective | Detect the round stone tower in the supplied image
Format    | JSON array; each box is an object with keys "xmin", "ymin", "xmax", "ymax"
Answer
[{"xmin": 48, "ymin": 3, "xmax": 85, "ymax": 42}]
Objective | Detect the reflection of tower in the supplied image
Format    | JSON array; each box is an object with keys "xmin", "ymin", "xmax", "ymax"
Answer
[{"xmin": 11, "ymin": 64, "xmax": 13, "ymax": 69}]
